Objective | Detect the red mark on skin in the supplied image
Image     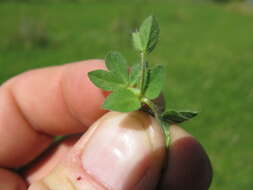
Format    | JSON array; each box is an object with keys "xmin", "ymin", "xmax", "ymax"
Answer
[
  {"xmin": 103, "ymin": 90, "xmax": 110, "ymax": 97},
  {"xmin": 77, "ymin": 176, "xmax": 82, "ymax": 181}
]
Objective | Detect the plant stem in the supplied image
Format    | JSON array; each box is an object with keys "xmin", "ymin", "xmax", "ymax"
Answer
[
  {"xmin": 139, "ymin": 53, "xmax": 170, "ymax": 146},
  {"xmin": 144, "ymin": 99, "xmax": 160, "ymax": 122},
  {"xmin": 140, "ymin": 52, "xmax": 145, "ymax": 95},
  {"xmin": 143, "ymin": 98, "xmax": 170, "ymax": 146}
]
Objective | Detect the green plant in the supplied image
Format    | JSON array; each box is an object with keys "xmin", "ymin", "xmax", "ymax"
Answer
[{"xmin": 88, "ymin": 16, "xmax": 198, "ymax": 146}]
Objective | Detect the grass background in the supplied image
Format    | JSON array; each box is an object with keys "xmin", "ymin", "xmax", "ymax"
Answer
[{"xmin": 0, "ymin": 0, "xmax": 253, "ymax": 189}]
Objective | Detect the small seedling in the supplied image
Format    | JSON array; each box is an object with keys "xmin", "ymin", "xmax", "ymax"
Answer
[{"xmin": 88, "ymin": 16, "xmax": 197, "ymax": 146}]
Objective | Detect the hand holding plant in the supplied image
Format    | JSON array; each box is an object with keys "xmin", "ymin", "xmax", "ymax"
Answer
[{"xmin": 0, "ymin": 17, "xmax": 212, "ymax": 190}]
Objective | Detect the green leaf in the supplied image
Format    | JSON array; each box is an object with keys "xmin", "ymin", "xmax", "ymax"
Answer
[
  {"xmin": 88, "ymin": 70, "xmax": 125, "ymax": 91},
  {"xmin": 132, "ymin": 16, "xmax": 160, "ymax": 53},
  {"xmin": 132, "ymin": 31, "xmax": 143, "ymax": 52},
  {"xmin": 129, "ymin": 63, "xmax": 141, "ymax": 87},
  {"xmin": 103, "ymin": 88, "xmax": 141, "ymax": 112},
  {"xmin": 145, "ymin": 64, "xmax": 166, "ymax": 99},
  {"xmin": 161, "ymin": 110, "xmax": 198, "ymax": 124},
  {"xmin": 139, "ymin": 16, "xmax": 159, "ymax": 54},
  {"xmin": 105, "ymin": 51, "xmax": 129, "ymax": 83}
]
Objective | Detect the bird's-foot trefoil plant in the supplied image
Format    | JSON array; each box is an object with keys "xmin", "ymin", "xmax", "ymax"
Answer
[{"xmin": 88, "ymin": 16, "xmax": 197, "ymax": 147}]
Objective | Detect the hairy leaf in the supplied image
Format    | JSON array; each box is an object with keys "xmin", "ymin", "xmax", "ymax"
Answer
[
  {"xmin": 132, "ymin": 32, "xmax": 143, "ymax": 52},
  {"xmin": 129, "ymin": 63, "xmax": 141, "ymax": 87},
  {"xmin": 103, "ymin": 88, "xmax": 141, "ymax": 112},
  {"xmin": 105, "ymin": 51, "xmax": 129, "ymax": 83},
  {"xmin": 88, "ymin": 70, "xmax": 124, "ymax": 91},
  {"xmin": 162, "ymin": 110, "xmax": 198, "ymax": 124},
  {"xmin": 139, "ymin": 16, "xmax": 160, "ymax": 54},
  {"xmin": 145, "ymin": 64, "xmax": 166, "ymax": 99}
]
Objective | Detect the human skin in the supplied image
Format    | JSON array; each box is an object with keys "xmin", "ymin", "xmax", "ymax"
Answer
[{"xmin": 0, "ymin": 60, "xmax": 212, "ymax": 190}]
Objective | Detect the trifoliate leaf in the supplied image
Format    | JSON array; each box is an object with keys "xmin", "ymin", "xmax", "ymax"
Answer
[
  {"xmin": 103, "ymin": 88, "xmax": 141, "ymax": 112},
  {"xmin": 129, "ymin": 63, "xmax": 141, "ymax": 87},
  {"xmin": 132, "ymin": 32, "xmax": 143, "ymax": 52},
  {"xmin": 105, "ymin": 51, "xmax": 129, "ymax": 83},
  {"xmin": 145, "ymin": 64, "xmax": 166, "ymax": 99},
  {"xmin": 161, "ymin": 110, "xmax": 198, "ymax": 124},
  {"xmin": 139, "ymin": 16, "xmax": 159, "ymax": 54},
  {"xmin": 88, "ymin": 70, "xmax": 125, "ymax": 91}
]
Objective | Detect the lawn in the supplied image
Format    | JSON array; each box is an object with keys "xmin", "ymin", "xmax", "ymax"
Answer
[{"xmin": 0, "ymin": 0, "xmax": 253, "ymax": 189}]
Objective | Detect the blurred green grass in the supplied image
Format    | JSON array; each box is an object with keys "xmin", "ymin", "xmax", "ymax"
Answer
[{"xmin": 0, "ymin": 0, "xmax": 253, "ymax": 189}]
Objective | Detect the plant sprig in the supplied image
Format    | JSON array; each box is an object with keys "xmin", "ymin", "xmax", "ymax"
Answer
[{"xmin": 88, "ymin": 16, "xmax": 198, "ymax": 146}]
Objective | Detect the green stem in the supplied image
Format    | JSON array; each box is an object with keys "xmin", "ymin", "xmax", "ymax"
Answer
[
  {"xmin": 144, "ymin": 99, "xmax": 160, "ymax": 122},
  {"xmin": 138, "ymin": 53, "xmax": 170, "ymax": 146},
  {"xmin": 140, "ymin": 52, "xmax": 145, "ymax": 95},
  {"xmin": 143, "ymin": 98, "xmax": 170, "ymax": 147}
]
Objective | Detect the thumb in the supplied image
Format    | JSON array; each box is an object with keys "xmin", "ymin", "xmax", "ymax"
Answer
[{"xmin": 28, "ymin": 111, "xmax": 166, "ymax": 190}]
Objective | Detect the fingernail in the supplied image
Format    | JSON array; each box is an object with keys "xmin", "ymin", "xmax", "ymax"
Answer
[{"xmin": 81, "ymin": 111, "xmax": 165, "ymax": 190}]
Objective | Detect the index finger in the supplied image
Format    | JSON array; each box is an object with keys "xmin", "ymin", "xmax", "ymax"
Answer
[{"xmin": 0, "ymin": 60, "xmax": 107, "ymax": 168}]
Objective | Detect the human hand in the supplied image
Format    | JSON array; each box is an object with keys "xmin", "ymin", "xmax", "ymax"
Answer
[{"xmin": 0, "ymin": 60, "xmax": 212, "ymax": 190}]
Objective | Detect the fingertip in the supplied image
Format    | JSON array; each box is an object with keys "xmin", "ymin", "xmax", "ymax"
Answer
[
  {"xmin": 0, "ymin": 168, "xmax": 27, "ymax": 190},
  {"xmin": 0, "ymin": 59, "xmax": 108, "ymax": 169},
  {"xmin": 31, "ymin": 112, "xmax": 166, "ymax": 190},
  {"xmin": 80, "ymin": 111, "xmax": 165, "ymax": 190},
  {"xmin": 169, "ymin": 125, "xmax": 192, "ymax": 143},
  {"xmin": 160, "ymin": 126, "xmax": 213, "ymax": 190},
  {"xmin": 6, "ymin": 59, "xmax": 107, "ymax": 136},
  {"xmin": 24, "ymin": 135, "xmax": 80, "ymax": 184},
  {"xmin": 61, "ymin": 59, "xmax": 107, "ymax": 127}
]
